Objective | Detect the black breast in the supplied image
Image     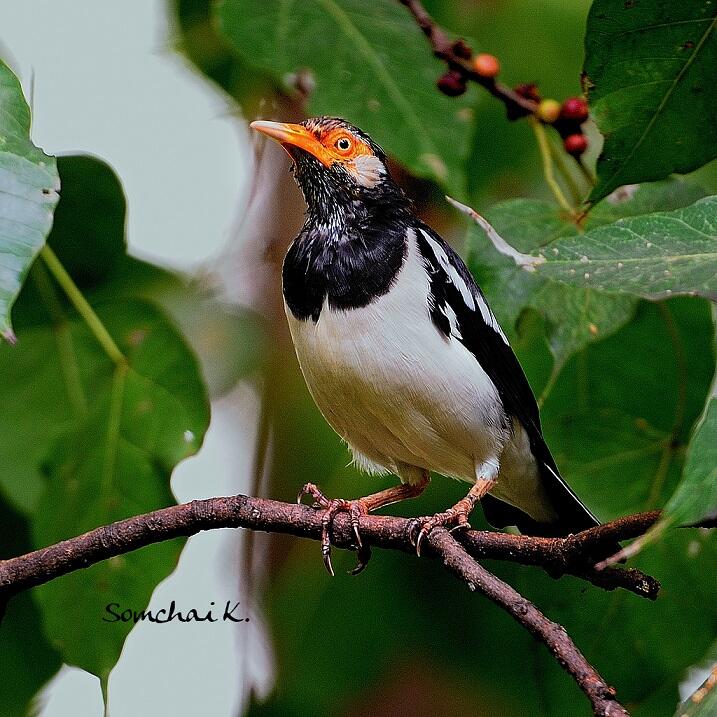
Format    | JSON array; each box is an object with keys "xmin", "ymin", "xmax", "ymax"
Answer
[{"xmin": 282, "ymin": 216, "xmax": 407, "ymax": 321}]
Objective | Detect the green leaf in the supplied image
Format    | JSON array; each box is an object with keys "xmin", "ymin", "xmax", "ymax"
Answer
[
  {"xmin": 0, "ymin": 60, "xmax": 60, "ymax": 340},
  {"xmin": 27, "ymin": 300, "xmax": 208, "ymax": 679},
  {"xmin": 532, "ymin": 196, "xmax": 717, "ymax": 300},
  {"xmin": 466, "ymin": 200, "xmax": 634, "ymax": 370},
  {"xmin": 465, "ymin": 182, "xmax": 706, "ymax": 369},
  {"xmin": 0, "ymin": 156, "xmax": 212, "ymax": 513},
  {"xmin": 664, "ymin": 398, "xmax": 717, "ymax": 525},
  {"xmin": 216, "ymin": 0, "xmax": 473, "ymax": 191},
  {"xmin": 584, "ymin": 0, "xmax": 717, "ymax": 203},
  {"xmin": 49, "ymin": 155, "xmax": 126, "ymax": 287},
  {"xmin": 542, "ymin": 297, "xmax": 715, "ymax": 519}
]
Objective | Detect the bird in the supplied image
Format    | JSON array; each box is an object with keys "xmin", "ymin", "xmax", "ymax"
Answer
[{"xmin": 251, "ymin": 116, "xmax": 616, "ymax": 576}]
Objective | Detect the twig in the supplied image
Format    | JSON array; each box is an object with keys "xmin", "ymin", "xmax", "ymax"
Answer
[
  {"xmin": 429, "ymin": 529, "xmax": 629, "ymax": 717},
  {"xmin": 446, "ymin": 196, "xmax": 546, "ymax": 272},
  {"xmin": 399, "ymin": 0, "xmax": 536, "ymax": 118}
]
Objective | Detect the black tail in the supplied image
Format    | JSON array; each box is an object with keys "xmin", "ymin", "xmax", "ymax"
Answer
[{"xmin": 481, "ymin": 444, "xmax": 622, "ymax": 558}]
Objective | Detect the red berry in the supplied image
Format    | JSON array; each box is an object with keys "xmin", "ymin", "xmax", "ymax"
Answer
[
  {"xmin": 452, "ymin": 39, "xmax": 473, "ymax": 60},
  {"xmin": 560, "ymin": 97, "xmax": 589, "ymax": 123},
  {"xmin": 537, "ymin": 99, "xmax": 561, "ymax": 123},
  {"xmin": 564, "ymin": 133, "xmax": 588, "ymax": 156},
  {"xmin": 473, "ymin": 53, "xmax": 501, "ymax": 78},
  {"xmin": 437, "ymin": 70, "xmax": 467, "ymax": 97}
]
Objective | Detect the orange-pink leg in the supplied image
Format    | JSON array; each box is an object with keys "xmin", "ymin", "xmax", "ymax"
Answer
[
  {"xmin": 413, "ymin": 477, "xmax": 497, "ymax": 556},
  {"xmin": 298, "ymin": 473, "xmax": 430, "ymax": 576}
]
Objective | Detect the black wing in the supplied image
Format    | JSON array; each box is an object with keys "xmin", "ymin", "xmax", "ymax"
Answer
[{"xmin": 414, "ymin": 223, "xmax": 603, "ymax": 538}]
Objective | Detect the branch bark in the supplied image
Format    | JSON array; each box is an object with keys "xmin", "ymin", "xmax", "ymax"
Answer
[
  {"xmin": 429, "ymin": 529, "xmax": 628, "ymax": 717},
  {"xmin": 0, "ymin": 495, "xmax": 680, "ymax": 715},
  {"xmin": 399, "ymin": 0, "xmax": 537, "ymax": 118}
]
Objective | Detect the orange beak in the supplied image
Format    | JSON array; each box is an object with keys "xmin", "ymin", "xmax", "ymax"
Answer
[{"xmin": 250, "ymin": 120, "xmax": 332, "ymax": 166}]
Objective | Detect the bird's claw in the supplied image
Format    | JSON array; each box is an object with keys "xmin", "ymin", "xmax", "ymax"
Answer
[
  {"xmin": 297, "ymin": 482, "xmax": 368, "ymax": 576},
  {"xmin": 410, "ymin": 509, "xmax": 472, "ymax": 557}
]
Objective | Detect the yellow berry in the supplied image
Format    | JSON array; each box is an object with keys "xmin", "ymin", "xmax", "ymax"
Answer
[{"xmin": 537, "ymin": 99, "xmax": 561, "ymax": 123}]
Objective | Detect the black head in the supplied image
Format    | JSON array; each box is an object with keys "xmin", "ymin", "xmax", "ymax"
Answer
[{"xmin": 251, "ymin": 116, "xmax": 408, "ymax": 219}]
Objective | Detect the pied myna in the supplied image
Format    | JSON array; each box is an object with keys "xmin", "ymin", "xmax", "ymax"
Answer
[{"xmin": 251, "ymin": 117, "xmax": 614, "ymax": 575}]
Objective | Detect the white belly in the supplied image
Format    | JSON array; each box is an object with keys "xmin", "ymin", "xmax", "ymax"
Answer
[{"xmin": 285, "ymin": 229, "xmax": 508, "ymax": 483}]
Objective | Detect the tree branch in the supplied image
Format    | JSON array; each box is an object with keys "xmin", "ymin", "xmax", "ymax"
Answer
[
  {"xmin": 399, "ymin": 0, "xmax": 537, "ymax": 118},
  {"xmin": 0, "ymin": 495, "xmax": 660, "ymax": 599},
  {"xmin": 429, "ymin": 529, "xmax": 628, "ymax": 717},
  {"xmin": 0, "ymin": 496, "xmax": 686, "ymax": 716}
]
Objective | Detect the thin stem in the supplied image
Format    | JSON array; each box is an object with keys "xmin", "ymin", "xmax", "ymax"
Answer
[
  {"xmin": 548, "ymin": 133, "xmax": 582, "ymax": 205},
  {"xmin": 530, "ymin": 118, "xmax": 575, "ymax": 217},
  {"xmin": 40, "ymin": 245, "xmax": 125, "ymax": 365}
]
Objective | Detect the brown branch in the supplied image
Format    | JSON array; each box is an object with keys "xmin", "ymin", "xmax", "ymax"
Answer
[
  {"xmin": 399, "ymin": 0, "xmax": 537, "ymax": 118},
  {"xmin": 0, "ymin": 495, "xmax": 660, "ymax": 599},
  {"xmin": 0, "ymin": 496, "xmax": 688, "ymax": 715},
  {"xmin": 429, "ymin": 529, "xmax": 629, "ymax": 717}
]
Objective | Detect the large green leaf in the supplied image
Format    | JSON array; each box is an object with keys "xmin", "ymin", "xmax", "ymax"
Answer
[
  {"xmin": 216, "ymin": 0, "xmax": 473, "ymax": 192},
  {"xmin": 466, "ymin": 182, "xmax": 709, "ymax": 370},
  {"xmin": 0, "ymin": 60, "xmax": 60, "ymax": 340},
  {"xmin": 584, "ymin": 0, "xmax": 717, "ymax": 203},
  {"xmin": 29, "ymin": 300, "xmax": 207, "ymax": 680},
  {"xmin": 49, "ymin": 155, "xmax": 126, "ymax": 287},
  {"xmin": 532, "ymin": 196, "xmax": 717, "ymax": 300}
]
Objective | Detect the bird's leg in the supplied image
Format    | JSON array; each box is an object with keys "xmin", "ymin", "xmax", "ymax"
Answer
[
  {"xmin": 412, "ymin": 477, "xmax": 496, "ymax": 557},
  {"xmin": 298, "ymin": 472, "xmax": 430, "ymax": 576}
]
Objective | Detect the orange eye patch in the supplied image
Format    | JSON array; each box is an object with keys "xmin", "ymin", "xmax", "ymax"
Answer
[{"xmin": 319, "ymin": 129, "xmax": 373, "ymax": 161}]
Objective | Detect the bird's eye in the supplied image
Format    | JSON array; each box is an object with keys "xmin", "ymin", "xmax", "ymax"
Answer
[{"xmin": 335, "ymin": 137, "xmax": 352, "ymax": 152}]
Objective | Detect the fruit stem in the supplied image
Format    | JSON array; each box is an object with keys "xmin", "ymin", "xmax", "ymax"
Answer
[
  {"xmin": 529, "ymin": 117, "xmax": 576, "ymax": 217},
  {"xmin": 547, "ymin": 134, "xmax": 582, "ymax": 205},
  {"xmin": 40, "ymin": 245, "xmax": 126, "ymax": 365}
]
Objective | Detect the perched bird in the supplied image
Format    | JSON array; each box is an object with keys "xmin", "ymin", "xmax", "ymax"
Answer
[{"xmin": 251, "ymin": 116, "xmax": 614, "ymax": 575}]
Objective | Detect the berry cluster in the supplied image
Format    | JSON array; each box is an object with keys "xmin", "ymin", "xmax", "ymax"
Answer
[
  {"xmin": 538, "ymin": 96, "xmax": 589, "ymax": 157},
  {"xmin": 510, "ymin": 84, "xmax": 589, "ymax": 157},
  {"xmin": 436, "ymin": 40, "xmax": 590, "ymax": 157}
]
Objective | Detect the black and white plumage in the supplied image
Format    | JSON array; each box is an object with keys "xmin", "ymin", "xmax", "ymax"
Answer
[{"xmin": 251, "ymin": 116, "xmax": 612, "ymax": 572}]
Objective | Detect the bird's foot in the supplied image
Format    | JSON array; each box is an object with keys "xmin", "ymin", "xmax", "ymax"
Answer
[
  {"xmin": 297, "ymin": 482, "xmax": 372, "ymax": 577},
  {"xmin": 410, "ymin": 497, "xmax": 475, "ymax": 557}
]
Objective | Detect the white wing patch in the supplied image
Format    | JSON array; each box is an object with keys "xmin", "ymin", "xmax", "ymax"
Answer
[
  {"xmin": 475, "ymin": 293, "xmax": 509, "ymax": 345},
  {"xmin": 421, "ymin": 229, "xmax": 509, "ymax": 346},
  {"xmin": 421, "ymin": 230, "xmax": 475, "ymax": 310}
]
